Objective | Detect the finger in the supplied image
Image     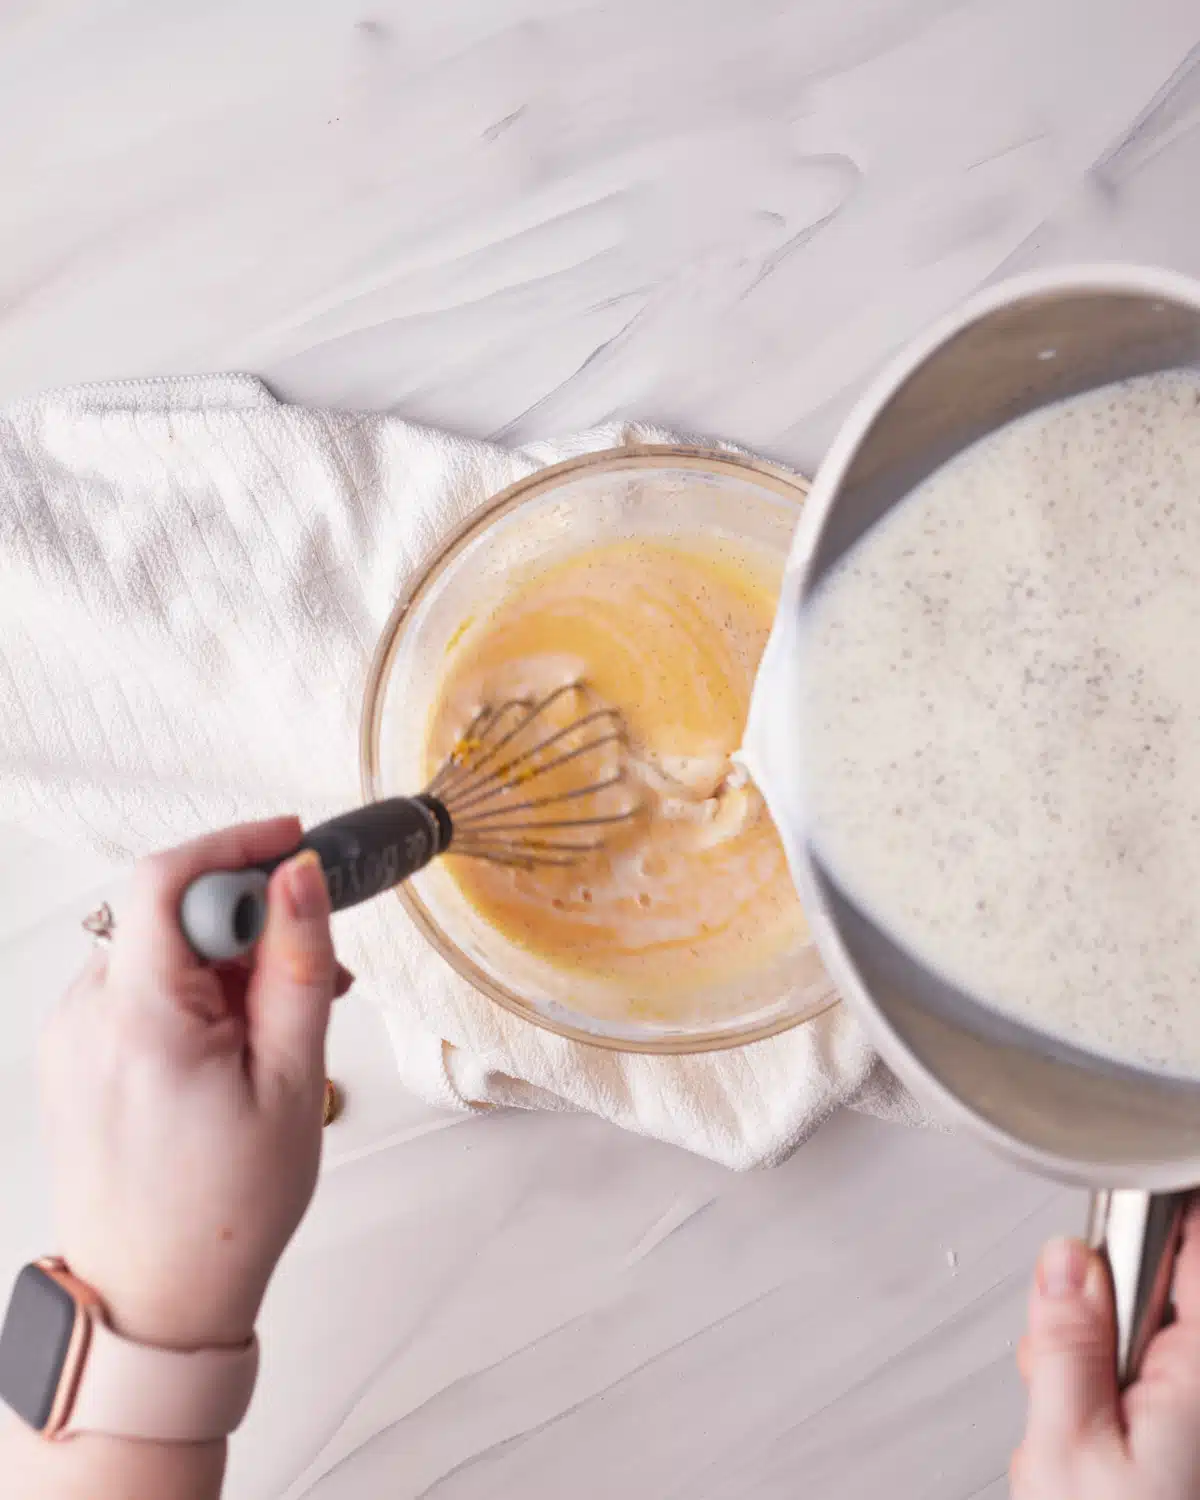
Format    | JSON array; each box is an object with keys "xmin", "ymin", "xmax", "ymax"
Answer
[
  {"xmin": 1126, "ymin": 1258, "xmax": 1200, "ymax": 1493},
  {"xmin": 75, "ymin": 946, "xmax": 110, "ymax": 995},
  {"xmin": 246, "ymin": 850, "xmax": 337, "ymax": 1088},
  {"xmin": 211, "ymin": 961, "xmax": 254, "ymax": 1022},
  {"xmin": 1017, "ymin": 1334, "xmax": 1032, "ymax": 1386},
  {"xmin": 1166, "ymin": 1199, "xmax": 1200, "ymax": 1325},
  {"xmin": 1128, "ymin": 1200, "xmax": 1200, "ymax": 1414},
  {"xmin": 1024, "ymin": 1237, "xmax": 1121, "ymax": 1453},
  {"xmin": 113, "ymin": 817, "xmax": 303, "ymax": 988}
]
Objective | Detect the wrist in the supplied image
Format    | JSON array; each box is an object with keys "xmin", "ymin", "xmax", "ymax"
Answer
[
  {"xmin": 7, "ymin": 1416, "xmax": 228, "ymax": 1497},
  {"xmin": 1, "ymin": 1258, "xmax": 259, "ymax": 1455},
  {"xmin": 105, "ymin": 1303, "xmax": 257, "ymax": 1354},
  {"xmin": 69, "ymin": 1266, "xmax": 259, "ymax": 1353}
]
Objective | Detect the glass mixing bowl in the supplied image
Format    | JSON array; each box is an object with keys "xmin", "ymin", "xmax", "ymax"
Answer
[{"xmin": 359, "ymin": 445, "xmax": 838, "ymax": 1052}]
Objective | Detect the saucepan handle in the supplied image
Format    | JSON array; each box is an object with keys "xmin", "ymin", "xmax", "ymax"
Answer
[{"xmin": 1087, "ymin": 1189, "xmax": 1189, "ymax": 1386}]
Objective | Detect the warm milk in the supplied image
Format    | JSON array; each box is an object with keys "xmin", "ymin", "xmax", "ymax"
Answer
[{"xmin": 799, "ymin": 368, "xmax": 1200, "ymax": 1073}]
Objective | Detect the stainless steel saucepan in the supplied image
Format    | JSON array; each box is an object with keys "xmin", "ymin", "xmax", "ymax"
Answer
[{"xmin": 745, "ymin": 264, "xmax": 1200, "ymax": 1383}]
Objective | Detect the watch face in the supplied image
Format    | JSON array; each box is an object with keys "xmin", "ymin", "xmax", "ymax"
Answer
[{"xmin": 0, "ymin": 1264, "xmax": 78, "ymax": 1431}]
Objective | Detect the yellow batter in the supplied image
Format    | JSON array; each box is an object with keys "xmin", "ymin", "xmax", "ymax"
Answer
[{"xmin": 423, "ymin": 539, "xmax": 807, "ymax": 1001}]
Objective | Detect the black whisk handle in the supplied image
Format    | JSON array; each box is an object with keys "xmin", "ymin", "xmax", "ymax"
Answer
[{"xmin": 179, "ymin": 796, "xmax": 452, "ymax": 961}]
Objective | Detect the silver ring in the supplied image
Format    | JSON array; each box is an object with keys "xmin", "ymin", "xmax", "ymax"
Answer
[{"xmin": 83, "ymin": 903, "xmax": 116, "ymax": 946}]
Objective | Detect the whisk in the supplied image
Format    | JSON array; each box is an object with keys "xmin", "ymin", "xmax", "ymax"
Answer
[{"xmin": 180, "ymin": 684, "xmax": 638, "ymax": 961}]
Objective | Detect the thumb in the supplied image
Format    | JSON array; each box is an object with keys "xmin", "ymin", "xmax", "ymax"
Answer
[
  {"xmin": 248, "ymin": 850, "xmax": 337, "ymax": 1087},
  {"xmin": 1024, "ymin": 1236, "xmax": 1121, "ymax": 1453}
]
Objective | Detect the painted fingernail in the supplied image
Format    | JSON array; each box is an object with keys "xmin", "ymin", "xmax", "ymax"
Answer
[
  {"xmin": 334, "ymin": 963, "xmax": 356, "ymax": 998},
  {"xmin": 323, "ymin": 1078, "xmax": 342, "ymax": 1126},
  {"xmin": 1038, "ymin": 1237, "xmax": 1089, "ymax": 1298},
  {"xmin": 285, "ymin": 850, "xmax": 328, "ymax": 920}
]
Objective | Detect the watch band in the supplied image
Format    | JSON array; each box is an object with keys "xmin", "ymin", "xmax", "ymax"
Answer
[{"xmin": 63, "ymin": 1318, "xmax": 259, "ymax": 1443}]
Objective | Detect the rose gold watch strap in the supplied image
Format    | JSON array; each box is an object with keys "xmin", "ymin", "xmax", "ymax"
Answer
[{"xmin": 63, "ymin": 1319, "xmax": 259, "ymax": 1442}]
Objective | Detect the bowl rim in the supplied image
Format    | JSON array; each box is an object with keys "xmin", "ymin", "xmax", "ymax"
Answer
[{"xmin": 359, "ymin": 441, "xmax": 837, "ymax": 1054}]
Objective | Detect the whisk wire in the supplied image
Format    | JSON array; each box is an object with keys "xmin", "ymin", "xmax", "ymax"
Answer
[
  {"xmin": 452, "ymin": 771, "xmax": 626, "ymax": 827},
  {"xmin": 427, "ymin": 683, "xmax": 582, "ymax": 801},
  {"xmin": 447, "ymin": 730, "xmax": 623, "ymax": 817},
  {"xmin": 454, "ymin": 810, "xmax": 638, "ymax": 835},
  {"xmin": 425, "ymin": 685, "xmax": 640, "ymax": 869},
  {"xmin": 450, "ymin": 836, "xmax": 607, "ymax": 869},
  {"xmin": 450, "ymin": 849, "xmax": 582, "ymax": 870},
  {"xmin": 440, "ymin": 707, "xmax": 622, "ymax": 810}
]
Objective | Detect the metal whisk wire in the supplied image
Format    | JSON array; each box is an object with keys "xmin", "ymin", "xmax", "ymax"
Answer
[{"xmin": 425, "ymin": 683, "xmax": 640, "ymax": 869}]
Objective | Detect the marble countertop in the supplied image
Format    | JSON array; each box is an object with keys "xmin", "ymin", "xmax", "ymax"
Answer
[{"xmin": 2, "ymin": 2, "xmax": 1199, "ymax": 1495}]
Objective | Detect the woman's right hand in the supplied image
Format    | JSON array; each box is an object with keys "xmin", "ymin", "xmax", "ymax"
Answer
[{"xmin": 1012, "ymin": 1201, "xmax": 1200, "ymax": 1499}]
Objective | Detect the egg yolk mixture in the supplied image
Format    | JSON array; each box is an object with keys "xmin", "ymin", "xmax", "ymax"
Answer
[{"xmin": 422, "ymin": 539, "xmax": 807, "ymax": 1001}]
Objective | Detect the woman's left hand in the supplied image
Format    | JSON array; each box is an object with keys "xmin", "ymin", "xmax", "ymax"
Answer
[{"xmin": 39, "ymin": 818, "xmax": 350, "ymax": 1352}]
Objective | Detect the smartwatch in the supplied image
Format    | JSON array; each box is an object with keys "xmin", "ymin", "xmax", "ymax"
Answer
[{"xmin": 0, "ymin": 1260, "xmax": 259, "ymax": 1442}]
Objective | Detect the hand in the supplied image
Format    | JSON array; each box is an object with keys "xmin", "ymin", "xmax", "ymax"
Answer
[
  {"xmin": 1012, "ymin": 1202, "xmax": 1200, "ymax": 1499},
  {"xmin": 39, "ymin": 818, "xmax": 350, "ymax": 1352}
]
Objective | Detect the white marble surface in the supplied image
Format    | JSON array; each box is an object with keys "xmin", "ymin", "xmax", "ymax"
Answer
[{"xmin": 3, "ymin": 1, "xmax": 1200, "ymax": 1494}]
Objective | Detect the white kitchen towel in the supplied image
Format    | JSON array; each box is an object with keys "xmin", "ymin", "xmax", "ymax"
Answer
[{"xmin": 0, "ymin": 374, "xmax": 926, "ymax": 1169}]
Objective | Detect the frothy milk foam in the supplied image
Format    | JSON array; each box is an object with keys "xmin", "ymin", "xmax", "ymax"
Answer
[{"xmin": 798, "ymin": 367, "xmax": 1200, "ymax": 1075}]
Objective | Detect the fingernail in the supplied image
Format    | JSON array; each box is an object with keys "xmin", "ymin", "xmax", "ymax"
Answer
[
  {"xmin": 1038, "ymin": 1237, "xmax": 1089, "ymax": 1298},
  {"xmin": 1082, "ymin": 1258, "xmax": 1109, "ymax": 1307},
  {"xmin": 334, "ymin": 963, "xmax": 356, "ymax": 998},
  {"xmin": 323, "ymin": 1079, "xmax": 342, "ymax": 1127},
  {"xmin": 284, "ymin": 850, "xmax": 328, "ymax": 920}
]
